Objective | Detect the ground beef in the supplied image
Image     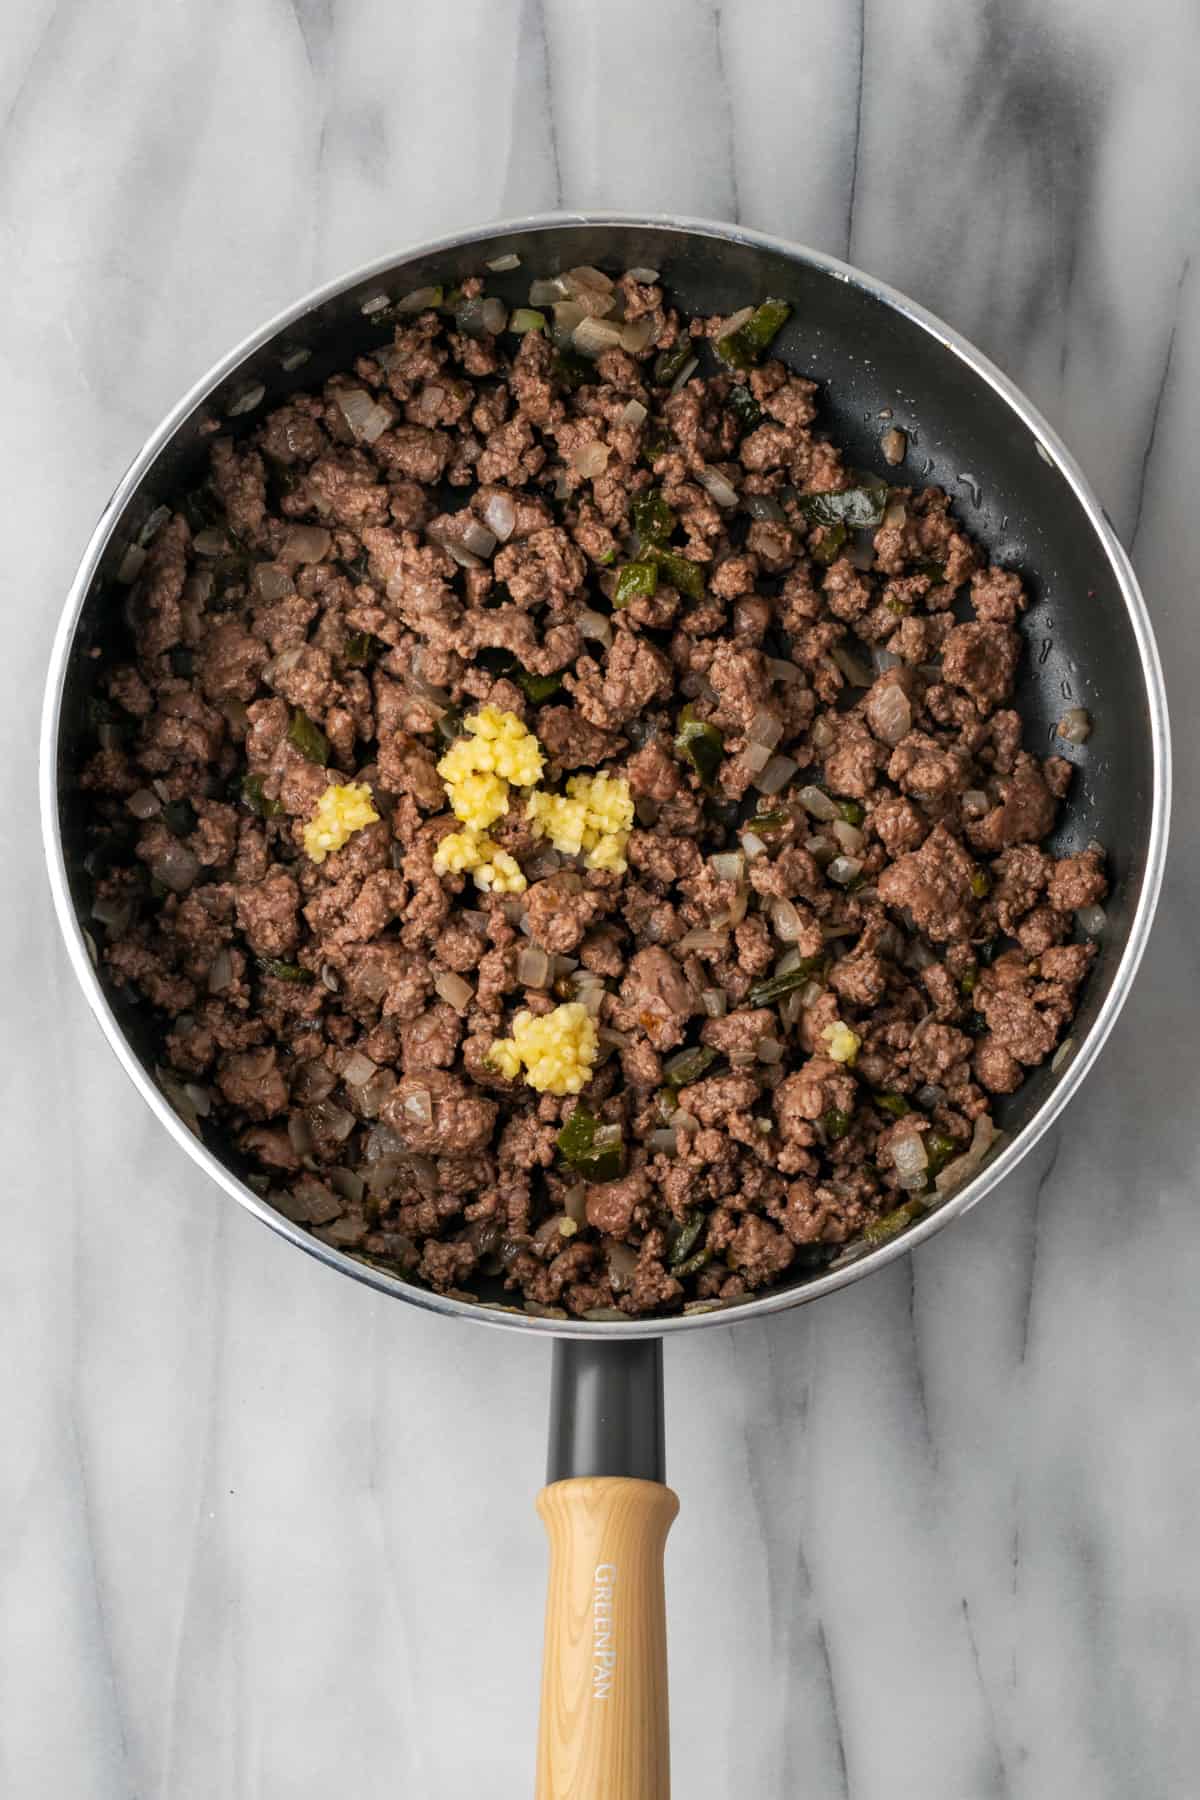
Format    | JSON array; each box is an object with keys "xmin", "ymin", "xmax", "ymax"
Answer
[{"xmin": 84, "ymin": 258, "xmax": 1106, "ymax": 1317}]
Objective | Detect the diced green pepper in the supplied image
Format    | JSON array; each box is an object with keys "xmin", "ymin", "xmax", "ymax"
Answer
[
  {"xmin": 509, "ymin": 308, "xmax": 546, "ymax": 334},
  {"xmin": 614, "ymin": 560, "xmax": 659, "ymax": 609},
  {"xmin": 596, "ymin": 547, "xmax": 616, "ymax": 566},
  {"xmin": 516, "ymin": 670, "xmax": 562, "ymax": 704},
  {"xmin": 925, "ymin": 1131, "xmax": 958, "ymax": 1178},
  {"xmin": 959, "ymin": 966, "xmax": 978, "ymax": 998},
  {"xmin": 557, "ymin": 1107, "xmax": 624, "ymax": 1181},
  {"xmin": 970, "ymin": 868, "xmax": 991, "ymax": 899},
  {"xmin": 663, "ymin": 1044, "xmax": 718, "ymax": 1088},
  {"xmin": 673, "ymin": 1246, "xmax": 711, "ymax": 1280},
  {"xmin": 727, "ymin": 383, "xmax": 762, "ymax": 433},
  {"xmin": 288, "ymin": 708, "xmax": 329, "ymax": 766},
  {"xmin": 874, "ymin": 1091, "xmax": 910, "ymax": 1119},
  {"xmin": 716, "ymin": 298, "xmax": 792, "ymax": 371},
  {"xmin": 746, "ymin": 955, "xmax": 827, "ymax": 1009},
  {"xmin": 632, "ymin": 489, "xmax": 676, "ymax": 546},
  {"xmin": 822, "ymin": 1106, "xmax": 853, "ymax": 1142},
  {"xmin": 810, "ymin": 521, "xmax": 847, "ymax": 566},
  {"xmin": 674, "ymin": 705, "xmax": 724, "ymax": 786},
  {"xmin": 653, "ymin": 340, "xmax": 695, "ymax": 387},
  {"xmin": 257, "ymin": 957, "xmax": 314, "ymax": 984},
  {"xmin": 343, "ymin": 631, "xmax": 384, "ymax": 668},
  {"xmin": 668, "ymin": 1213, "xmax": 705, "ymax": 1269},
  {"xmin": 862, "ymin": 1198, "xmax": 925, "ymax": 1246},
  {"xmin": 883, "ymin": 594, "xmax": 910, "ymax": 616},
  {"xmin": 649, "ymin": 546, "xmax": 704, "ymax": 599},
  {"xmin": 795, "ymin": 482, "xmax": 890, "ymax": 529},
  {"xmin": 837, "ymin": 798, "xmax": 865, "ymax": 826},
  {"xmin": 241, "ymin": 772, "xmax": 284, "ymax": 819},
  {"xmin": 749, "ymin": 807, "xmax": 790, "ymax": 833}
]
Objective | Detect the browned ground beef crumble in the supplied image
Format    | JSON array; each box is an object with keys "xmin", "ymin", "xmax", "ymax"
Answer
[{"xmin": 81, "ymin": 268, "xmax": 1107, "ymax": 1318}]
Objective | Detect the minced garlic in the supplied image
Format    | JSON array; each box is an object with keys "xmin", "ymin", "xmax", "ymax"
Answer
[
  {"xmin": 437, "ymin": 705, "xmax": 544, "ymax": 828},
  {"xmin": 487, "ymin": 1002, "xmax": 599, "ymax": 1095},
  {"xmin": 433, "ymin": 827, "xmax": 527, "ymax": 895},
  {"xmin": 823, "ymin": 1020, "xmax": 861, "ymax": 1065},
  {"xmin": 302, "ymin": 782, "xmax": 379, "ymax": 864},
  {"xmin": 527, "ymin": 771, "xmax": 634, "ymax": 873}
]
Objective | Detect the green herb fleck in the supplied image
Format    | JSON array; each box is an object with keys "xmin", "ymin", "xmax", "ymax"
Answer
[
  {"xmin": 674, "ymin": 705, "xmax": 724, "ymax": 786},
  {"xmin": 614, "ymin": 560, "xmax": 659, "ymax": 609},
  {"xmin": 516, "ymin": 670, "xmax": 562, "ymax": 704},
  {"xmin": 837, "ymin": 798, "xmax": 865, "ymax": 827},
  {"xmin": 822, "ymin": 1106, "xmax": 853, "ymax": 1142},
  {"xmin": 288, "ymin": 708, "xmax": 330, "ymax": 766},
  {"xmin": 959, "ymin": 966, "xmax": 978, "ymax": 998},
  {"xmin": 257, "ymin": 957, "xmax": 314, "ymax": 984},
  {"xmin": 874, "ymin": 1091, "xmax": 910, "ymax": 1119},
  {"xmin": 970, "ymin": 868, "xmax": 991, "ymax": 900}
]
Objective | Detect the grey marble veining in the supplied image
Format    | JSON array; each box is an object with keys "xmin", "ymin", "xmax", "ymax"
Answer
[{"xmin": 3, "ymin": 2, "xmax": 1199, "ymax": 1795}]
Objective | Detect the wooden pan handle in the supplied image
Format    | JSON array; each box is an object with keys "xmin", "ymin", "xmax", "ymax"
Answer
[{"xmin": 535, "ymin": 1476, "xmax": 679, "ymax": 1799}]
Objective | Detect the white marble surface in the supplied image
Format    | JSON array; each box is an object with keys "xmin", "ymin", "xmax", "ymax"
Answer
[{"xmin": 4, "ymin": 2, "xmax": 1200, "ymax": 1794}]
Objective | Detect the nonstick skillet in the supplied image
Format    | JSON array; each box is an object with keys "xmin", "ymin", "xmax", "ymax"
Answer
[{"xmin": 41, "ymin": 214, "xmax": 1169, "ymax": 1798}]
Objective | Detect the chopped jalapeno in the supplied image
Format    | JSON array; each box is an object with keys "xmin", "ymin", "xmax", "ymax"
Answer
[
  {"xmin": 596, "ymin": 547, "xmax": 616, "ymax": 566},
  {"xmin": 716, "ymin": 298, "xmax": 791, "ymax": 371},
  {"xmin": 795, "ymin": 482, "xmax": 889, "ymax": 529},
  {"xmin": 663, "ymin": 1044, "xmax": 718, "ymax": 1088},
  {"xmin": 668, "ymin": 1213, "xmax": 705, "ymax": 1268},
  {"xmin": 516, "ymin": 669, "xmax": 563, "ymax": 704},
  {"xmin": 674, "ymin": 705, "xmax": 724, "ymax": 785},
  {"xmin": 614, "ymin": 560, "xmax": 659, "ymax": 609},
  {"xmin": 810, "ymin": 521, "xmax": 848, "ymax": 566},
  {"xmin": 883, "ymin": 595, "xmax": 910, "ymax": 616},
  {"xmin": 649, "ymin": 546, "xmax": 704, "ymax": 599},
  {"xmin": 509, "ymin": 307, "xmax": 546, "ymax": 334},
  {"xmin": 925, "ymin": 1131, "xmax": 958, "ymax": 1178},
  {"xmin": 746, "ymin": 955, "xmax": 827, "ymax": 1009},
  {"xmin": 970, "ymin": 868, "xmax": 991, "ymax": 899},
  {"xmin": 343, "ymin": 631, "xmax": 384, "ymax": 667},
  {"xmin": 632, "ymin": 489, "xmax": 676, "ymax": 546},
  {"xmin": 257, "ymin": 957, "xmax": 314, "ymax": 984},
  {"xmin": 654, "ymin": 340, "xmax": 695, "ymax": 387},
  {"xmin": 960, "ymin": 966, "xmax": 978, "ymax": 998},
  {"xmin": 874, "ymin": 1091, "xmax": 910, "ymax": 1119},
  {"xmin": 557, "ymin": 1107, "xmax": 624, "ymax": 1181},
  {"xmin": 837, "ymin": 798, "xmax": 865, "ymax": 826},
  {"xmin": 673, "ymin": 1246, "xmax": 711, "ymax": 1280},
  {"xmin": 862, "ymin": 1198, "xmax": 925, "ymax": 1246},
  {"xmin": 241, "ymin": 772, "xmax": 284, "ymax": 819},
  {"xmin": 822, "ymin": 1106, "xmax": 853, "ymax": 1142},
  {"xmin": 287, "ymin": 708, "xmax": 329, "ymax": 766},
  {"xmin": 727, "ymin": 383, "xmax": 762, "ymax": 433},
  {"xmin": 749, "ymin": 807, "xmax": 790, "ymax": 833}
]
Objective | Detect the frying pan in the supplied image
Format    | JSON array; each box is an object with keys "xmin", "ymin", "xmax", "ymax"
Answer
[{"xmin": 40, "ymin": 213, "xmax": 1169, "ymax": 1796}]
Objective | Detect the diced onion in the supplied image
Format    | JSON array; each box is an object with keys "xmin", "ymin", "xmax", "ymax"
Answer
[
  {"xmin": 480, "ymin": 297, "xmax": 508, "ymax": 334},
  {"xmin": 227, "ymin": 382, "xmax": 265, "ymax": 418},
  {"xmin": 396, "ymin": 286, "xmax": 442, "ymax": 313},
  {"xmin": 562, "ymin": 264, "xmax": 615, "ymax": 297},
  {"xmin": 574, "ymin": 316, "xmax": 626, "ymax": 357},
  {"xmin": 626, "ymin": 266, "xmax": 660, "ymax": 282},
  {"xmin": 434, "ymin": 971, "xmax": 474, "ymax": 1013},
  {"xmin": 755, "ymin": 754, "xmax": 798, "ymax": 795},
  {"xmin": 1075, "ymin": 904, "xmax": 1107, "ymax": 936},
  {"xmin": 881, "ymin": 427, "xmax": 907, "ymax": 465},
  {"xmin": 743, "ymin": 741, "xmax": 773, "ymax": 775},
  {"xmin": 873, "ymin": 646, "xmax": 903, "ymax": 674},
  {"xmin": 607, "ymin": 1243, "xmax": 638, "ymax": 1291},
  {"xmin": 934, "ymin": 1114, "xmax": 998, "ymax": 1196},
  {"xmin": 831, "ymin": 644, "xmax": 874, "ymax": 687},
  {"xmin": 710, "ymin": 851, "xmax": 745, "ymax": 883},
  {"xmin": 192, "ymin": 528, "xmax": 228, "ymax": 557},
  {"xmin": 962, "ymin": 788, "xmax": 990, "ymax": 818},
  {"xmin": 767, "ymin": 656, "xmax": 802, "ymax": 683},
  {"xmin": 799, "ymin": 785, "xmax": 838, "ymax": 822},
  {"xmin": 620, "ymin": 399, "xmax": 648, "ymax": 428},
  {"xmin": 748, "ymin": 706, "xmax": 784, "ymax": 750},
  {"xmin": 481, "ymin": 491, "xmax": 517, "ymax": 541},
  {"xmin": 128, "ymin": 787, "xmax": 162, "ymax": 820},
  {"xmin": 336, "ymin": 386, "xmax": 392, "ymax": 444},
  {"xmin": 892, "ymin": 1132, "xmax": 929, "ymax": 1179},
  {"xmin": 309, "ymin": 1100, "xmax": 356, "ymax": 1143},
  {"xmin": 563, "ymin": 1183, "xmax": 588, "ymax": 1224},
  {"xmin": 579, "ymin": 608, "xmax": 613, "ymax": 649},
  {"xmin": 529, "ymin": 277, "xmax": 569, "ymax": 306},
  {"xmin": 207, "ymin": 947, "xmax": 234, "ymax": 994},
  {"xmin": 116, "ymin": 543, "xmax": 147, "ymax": 583},
  {"xmin": 403, "ymin": 1087, "xmax": 433, "ymax": 1127},
  {"xmin": 669, "ymin": 356, "xmax": 699, "ymax": 393},
  {"xmin": 287, "ymin": 1112, "xmax": 314, "ymax": 1157},
  {"xmin": 279, "ymin": 525, "xmax": 331, "ymax": 565},
  {"xmin": 517, "ymin": 946, "xmax": 552, "ymax": 988},
  {"xmin": 701, "ymin": 987, "xmax": 728, "ymax": 1018},
  {"xmin": 740, "ymin": 831, "xmax": 768, "ymax": 860},
  {"xmin": 698, "ymin": 465, "xmax": 740, "ymax": 509},
  {"xmin": 486, "ymin": 252, "xmax": 521, "ymax": 272},
  {"xmin": 744, "ymin": 494, "xmax": 787, "ymax": 523},
  {"xmin": 769, "ymin": 896, "xmax": 804, "ymax": 943},
  {"xmin": 756, "ymin": 1038, "xmax": 784, "ymax": 1064},
  {"xmin": 360, "ymin": 292, "xmax": 391, "ymax": 315},
  {"xmin": 811, "ymin": 716, "xmax": 835, "ymax": 751},
  {"xmin": 828, "ymin": 854, "xmax": 864, "ymax": 886},
  {"xmin": 91, "ymin": 892, "xmax": 132, "ymax": 932},
  {"xmin": 868, "ymin": 681, "xmax": 912, "ymax": 745},
  {"xmin": 150, "ymin": 843, "xmax": 200, "ymax": 893},
  {"xmin": 648, "ymin": 1128, "xmax": 679, "ymax": 1154},
  {"xmin": 342, "ymin": 1051, "xmax": 378, "ymax": 1087},
  {"xmin": 253, "ymin": 562, "xmax": 294, "ymax": 601},
  {"xmin": 619, "ymin": 318, "xmax": 655, "ymax": 353},
  {"xmin": 832, "ymin": 819, "xmax": 865, "ymax": 855},
  {"xmin": 677, "ymin": 926, "xmax": 730, "ymax": 954},
  {"xmin": 1058, "ymin": 707, "xmax": 1092, "ymax": 744},
  {"xmin": 1051, "ymin": 1037, "xmax": 1075, "ymax": 1074}
]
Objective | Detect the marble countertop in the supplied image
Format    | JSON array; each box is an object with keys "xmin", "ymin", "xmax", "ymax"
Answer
[{"xmin": 4, "ymin": 2, "xmax": 1199, "ymax": 1794}]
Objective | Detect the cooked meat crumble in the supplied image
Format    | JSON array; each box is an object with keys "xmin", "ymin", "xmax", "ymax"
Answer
[{"xmin": 80, "ymin": 268, "xmax": 1106, "ymax": 1318}]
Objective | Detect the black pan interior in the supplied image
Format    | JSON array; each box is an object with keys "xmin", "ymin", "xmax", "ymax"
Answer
[{"xmin": 54, "ymin": 221, "xmax": 1157, "ymax": 1302}]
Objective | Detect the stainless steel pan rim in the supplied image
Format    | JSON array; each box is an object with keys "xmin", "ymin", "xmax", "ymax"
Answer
[{"xmin": 40, "ymin": 209, "xmax": 1171, "ymax": 1338}]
